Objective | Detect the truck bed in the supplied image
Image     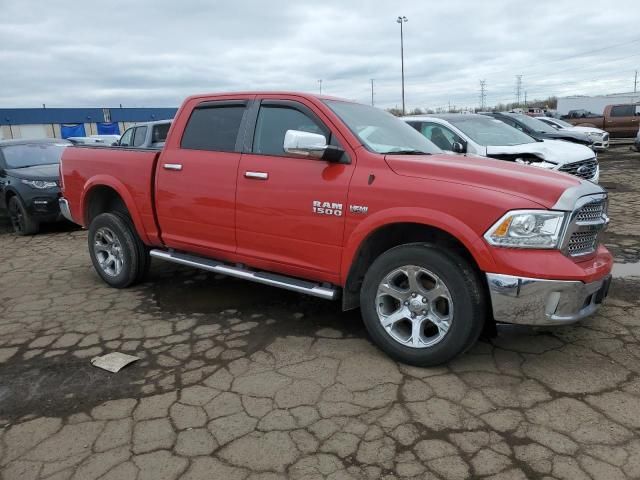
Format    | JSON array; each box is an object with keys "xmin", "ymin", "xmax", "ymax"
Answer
[{"xmin": 60, "ymin": 145, "xmax": 161, "ymax": 245}]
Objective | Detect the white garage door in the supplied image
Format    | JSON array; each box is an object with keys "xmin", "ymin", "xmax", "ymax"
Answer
[{"xmin": 18, "ymin": 124, "xmax": 49, "ymax": 139}]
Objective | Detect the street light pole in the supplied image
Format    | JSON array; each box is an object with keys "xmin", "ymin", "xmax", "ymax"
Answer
[
  {"xmin": 396, "ymin": 15, "xmax": 408, "ymax": 115},
  {"xmin": 318, "ymin": 79, "xmax": 323, "ymax": 95}
]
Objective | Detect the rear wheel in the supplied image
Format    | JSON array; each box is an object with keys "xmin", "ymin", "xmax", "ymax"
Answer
[
  {"xmin": 88, "ymin": 212, "xmax": 149, "ymax": 288},
  {"xmin": 360, "ymin": 243, "xmax": 485, "ymax": 366},
  {"xmin": 8, "ymin": 196, "xmax": 39, "ymax": 235}
]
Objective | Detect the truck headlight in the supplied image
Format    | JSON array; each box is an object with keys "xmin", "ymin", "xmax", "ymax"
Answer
[
  {"xmin": 484, "ymin": 210, "xmax": 566, "ymax": 249},
  {"xmin": 21, "ymin": 179, "xmax": 58, "ymax": 189}
]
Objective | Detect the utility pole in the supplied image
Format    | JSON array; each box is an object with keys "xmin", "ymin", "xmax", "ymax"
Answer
[
  {"xmin": 479, "ymin": 80, "xmax": 487, "ymax": 111},
  {"xmin": 448, "ymin": 100, "xmax": 451, "ymax": 113},
  {"xmin": 524, "ymin": 91, "xmax": 527, "ymax": 107},
  {"xmin": 370, "ymin": 79, "xmax": 375, "ymax": 106},
  {"xmin": 318, "ymin": 79, "xmax": 322, "ymax": 95},
  {"xmin": 396, "ymin": 16, "xmax": 408, "ymax": 115},
  {"xmin": 515, "ymin": 75, "xmax": 523, "ymax": 107},
  {"xmin": 635, "ymin": 70, "xmax": 638, "ymax": 93}
]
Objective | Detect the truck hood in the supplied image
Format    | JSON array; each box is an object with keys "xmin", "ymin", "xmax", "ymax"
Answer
[
  {"xmin": 5, "ymin": 163, "xmax": 60, "ymax": 181},
  {"xmin": 385, "ymin": 153, "xmax": 581, "ymax": 209},
  {"xmin": 485, "ymin": 139, "xmax": 595, "ymax": 166}
]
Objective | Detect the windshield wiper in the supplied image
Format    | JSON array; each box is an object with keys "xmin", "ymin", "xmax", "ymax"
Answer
[{"xmin": 383, "ymin": 149, "xmax": 432, "ymax": 155}]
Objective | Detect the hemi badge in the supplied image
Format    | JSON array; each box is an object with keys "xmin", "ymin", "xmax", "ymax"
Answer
[{"xmin": 349, "ymin": 205, "xmax": 368, "ymax": 214}]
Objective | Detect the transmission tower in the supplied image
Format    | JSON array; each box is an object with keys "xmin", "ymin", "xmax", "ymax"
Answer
[
  {"xmin": 479, "ymin": 80, "xmax": 487, "ymax": 111},
  {"xmin": 515, "ymin": 75, "xmax": 523, "ymax": 107}
]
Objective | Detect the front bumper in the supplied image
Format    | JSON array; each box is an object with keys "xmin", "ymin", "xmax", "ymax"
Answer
[
  {"xmin": 59, "ymin": 198, "xmax": 75, "ymax": 223},
  {"xmin": 487, "ymin": 272, "xmax": 611, "ymax": 326}
]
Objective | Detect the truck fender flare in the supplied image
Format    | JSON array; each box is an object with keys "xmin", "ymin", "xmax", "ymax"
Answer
[
  {"xmin": 340, "ymin": 207, "xmax": 496, "ymax": 283},
  {"xmin": 81, "ymin": 175, "xmax": 151, "ymax": 244}
]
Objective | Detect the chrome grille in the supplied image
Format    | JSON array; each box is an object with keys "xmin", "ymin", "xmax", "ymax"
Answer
[
  {"xmin": 559, "ymin": 158, "xmax": 598, "ymax": 180},
  {"xmin": 567, "ymin": 231, "xmax": 598, "ymax": 256},
  {"xmin": 562, "ymin": 196, "xmax": 608, "ymax": 258},
  {"xmin": 575, "ymin": 201, "xmax": 605, "ymax": 222}
]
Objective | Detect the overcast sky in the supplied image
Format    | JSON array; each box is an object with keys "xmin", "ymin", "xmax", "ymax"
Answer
[{"xmin": 1, "ymin": 0, "xmax": 639, "ymax": 110}]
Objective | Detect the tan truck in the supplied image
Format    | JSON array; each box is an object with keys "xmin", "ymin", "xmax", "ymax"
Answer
[{"xmin": 564, "ymin": 104, "xmax": 640, "ymax": 138}]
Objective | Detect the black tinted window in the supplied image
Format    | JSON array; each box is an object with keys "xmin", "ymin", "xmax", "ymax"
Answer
[
  {"xmin": 1, "ymin": 143, "xmax": 68, "ymax": 168},
  {"xmin": 181, "ymin": 106, "xmax": 245, "ymax": 151},
  {"xmin": 152, "ymin": 123, "xmax": 171, "ymax": 143},
  {"xmin": 133, "ymin": 126, "xmax": 147, "ymax": 147},
  {"xmin": 611, "ymin": 105, "xmax": 635, "ymax": 117},
  {"xmin": 253, "ymin": 106, "xmax": 326, "ymax": 156}
]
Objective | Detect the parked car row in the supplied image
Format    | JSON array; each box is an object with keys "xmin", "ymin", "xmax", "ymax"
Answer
[{"xmin": 403, "ymin": 113, "xmax": 599, "ymax": 183}]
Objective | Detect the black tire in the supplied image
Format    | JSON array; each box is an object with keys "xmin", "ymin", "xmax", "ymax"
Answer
[
  {"xmin": 360, "ymin": 243, "xmax": 485, "ymax": 367},
  {"xmin": 8, "ymin": 195, "xmax": 39, "ymax": 235},
  {"xmin": 88, "ymin": 212, "xmax": 149, "ymax": 288}
]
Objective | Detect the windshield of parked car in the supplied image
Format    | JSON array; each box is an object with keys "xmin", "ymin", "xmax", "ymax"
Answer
[
  {"xmin": 325, "ymin": 100, "xmax": 441, "ymax": 154},
  {"xmin": 506, "ymin": 113, "xmax": 557, "ymax": 133},
  {"xmin": 447, "ymin": 116, "xmax": 536, "ymax": 146},
  {"xmin": 1, "ymin": 143, "xmax": 69, "ymax": 169},
  {"xmin": 545, "ymin": 117, "xmax": 572, "ymax": 128}
]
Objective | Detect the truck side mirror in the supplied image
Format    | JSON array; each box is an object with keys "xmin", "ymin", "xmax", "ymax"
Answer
[
  {"xmin": 283, "ymin": 130, "xmax": 346, "ymax": 163},
  {"xmin": 452, "ymin": 141, "xmax": 466, "ymax": 154}
]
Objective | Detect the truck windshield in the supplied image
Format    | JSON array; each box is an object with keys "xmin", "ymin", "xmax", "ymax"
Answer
[
  {"xmin": 448, "ymin": 117, "xmax": 535, "ymax": 146},
  {"xmin": 1, "ymin": 143, "xmax": 69, "ymax": 169},
  {"xmin": 325, "ymin": 100, "xmax": 441, "ymax": 155}
]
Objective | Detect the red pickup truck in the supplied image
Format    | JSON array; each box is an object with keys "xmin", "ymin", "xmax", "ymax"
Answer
[{"xmin": 59, "ymin": 92, "xmax": 612, "ymax": 366}]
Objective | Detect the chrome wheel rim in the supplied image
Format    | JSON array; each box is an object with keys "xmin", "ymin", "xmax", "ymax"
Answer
[
  {"xmin": 93, "ymin": 227, "xmax": 124, "ymax": 277},
  {"xmin": 376, "ymin": 265, "xmax": 453, "ymax": 349}
]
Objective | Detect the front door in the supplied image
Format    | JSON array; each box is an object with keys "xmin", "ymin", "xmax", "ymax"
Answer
[
  {"xmin": 155, "ymin": 98, "xmax": 252, "ymax": 258},
  {"xmin": 236, "ymin": 99, "xmax": 354, "ymax": 278}
]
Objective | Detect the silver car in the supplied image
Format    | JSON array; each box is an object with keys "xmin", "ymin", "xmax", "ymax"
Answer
[
  {"xmin": 537, "ymin": 116, "xmax": 609, "ymax": 151},
  {"xmin": 403, "ymin": 114, "xmax": 599, "ymax": 183}
]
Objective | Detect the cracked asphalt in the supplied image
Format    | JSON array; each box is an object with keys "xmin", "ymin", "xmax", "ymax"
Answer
[{"xmin": 1, "ymin": 145, "xmax": 640, "ymax": 480}]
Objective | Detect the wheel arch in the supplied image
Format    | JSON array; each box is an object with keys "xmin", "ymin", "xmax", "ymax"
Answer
[
  {"xmin": 81, "ymin": 177, "xmax": 150, "ymax": 244},
  {"xmin": 341, "ymin": 212, "xmax": 495, "ymax": 311}
]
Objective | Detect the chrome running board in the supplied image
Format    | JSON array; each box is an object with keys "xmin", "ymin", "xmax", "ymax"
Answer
[{"xmin": 150, "ymin": 249, "xmax": 338, "ymax": 300}]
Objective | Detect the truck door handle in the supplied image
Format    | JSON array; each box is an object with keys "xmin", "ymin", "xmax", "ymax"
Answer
[
  {"xmin": 163, "ymin": 163, "xmax": 183, "ymax": 171},
  {"xmin": 244, "ymin": 171, "xmax": 269, "ymax": 180}
]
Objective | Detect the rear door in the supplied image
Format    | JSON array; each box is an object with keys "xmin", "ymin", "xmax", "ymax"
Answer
[
  {"xmin": 235, "ymin": 98, "xmax": 354, "ymax": 278},
  {"xmin": 155, "ymin": 97, "xmax": 252, "ymax": 258},
  {"xmin": 607, "ymin": 105, "xmax": 638, "ymax": 137}
]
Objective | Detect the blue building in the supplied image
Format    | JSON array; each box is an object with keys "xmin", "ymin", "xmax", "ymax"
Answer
[{"xmin": 0, "ymin": 107, "xmax": 177, "ymax": 140}]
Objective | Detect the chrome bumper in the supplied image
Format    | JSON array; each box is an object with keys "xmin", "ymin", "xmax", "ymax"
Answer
[
  {"xmin": 59, "ymin": 198, "xmax": 75, "ymax": 223},
  {"xmin": 487, "ymin": 273, "xmax": 611, "ymax": 326}
]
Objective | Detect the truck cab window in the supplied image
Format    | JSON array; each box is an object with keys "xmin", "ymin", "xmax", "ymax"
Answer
[
  {"xmin": 133, "ymin": 126, "xmax": 148, "ymax": 147},
  {"xmin": 181, "ymin": 106, "xmax": 245, "ymax": 152},
  {"xmin": 611, "ymin": 105, "xmax": 635, "ymax": 117},
  {"xmin": 253, "ymin": 106, "xmax": 327, "ymax": 156},
  {"xmin": 119, "ymin": 128, "xmax": 133, "ymax": 146}
]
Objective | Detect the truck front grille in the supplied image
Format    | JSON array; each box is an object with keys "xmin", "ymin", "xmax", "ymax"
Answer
[
  {"xmin": 562, "ymin": 196, "xmax": 608, "ymax": 258},
  {"xmin": 575, "ymin": 201, "xmax": 605, "ymax": 222},
  {"xmin": 567, "ymin": 231, "xmax": 599, "ymax": 256},
  {"xmin": 559, "ymin": 158, "xmax": 598, "ymax": 180}
]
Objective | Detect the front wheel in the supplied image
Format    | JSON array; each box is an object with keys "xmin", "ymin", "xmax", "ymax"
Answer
[
  {"xmin": 8, "ymin": 196, "xmax": 39, "ymax": 235},
  {"xmin": 360, "ymin": 244, "xmax": 485, "ymax": 366},
  {"xmin": 88, "ymin": 212, "xmax": 149, "ymax": 288}
]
